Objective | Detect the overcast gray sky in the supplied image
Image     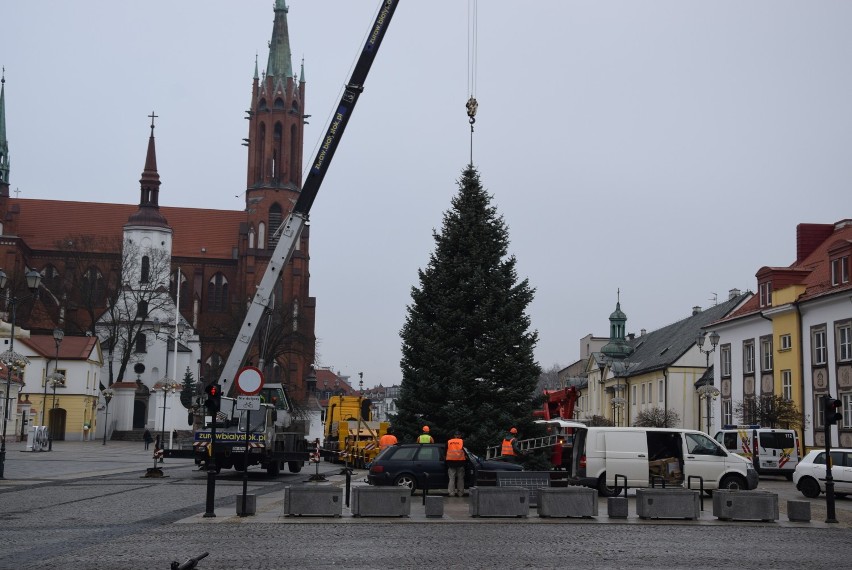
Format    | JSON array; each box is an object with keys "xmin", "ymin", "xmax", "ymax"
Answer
[{"xmin": 3, "ymin": 1, "xmax": 851, "ymax": 387}]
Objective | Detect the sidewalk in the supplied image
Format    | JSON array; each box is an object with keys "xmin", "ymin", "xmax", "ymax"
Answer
[{"xmin": 0, "ymin": 439, "xmax": 162, "ymax": 485}]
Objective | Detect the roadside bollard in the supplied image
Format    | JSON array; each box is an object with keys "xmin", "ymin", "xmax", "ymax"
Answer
[
  {"xmin": 423, "ymin": 473, "xmax": 430, "ymax": 505},
  {"xmin": 343, "ymin": 467, "xmax": 353, "ymax": 507}
]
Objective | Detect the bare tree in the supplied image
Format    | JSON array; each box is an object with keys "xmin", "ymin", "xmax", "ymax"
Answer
[
  {"xmin": 585, "ymin": 414, "xmax": 614, "ymax": 427},
  {"xmin": 634, "ymin": 407, "xmax": 681, "ymax": 428},
  {"xmin": 734, "ymin": 396, "xmax": 803, "ymax": 429},
  {"xmin": 535, "ymin": 363, "xmax": 562, "ymax": 393}
]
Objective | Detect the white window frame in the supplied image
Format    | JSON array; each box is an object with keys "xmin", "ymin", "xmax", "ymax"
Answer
[
  {"xmin": 843, "ymin": 394, "xmax": 852, "ymax": 429},
  {"xmin": 632, "ymin": 385, "xmax": 637, "ymax": 406},
  {"xmin": 781, "ymin": 370, "xmax": 792, "ymax": 400},
  {"xmin": 838, "ymin": 323, "xmax": 852, "ymax": 362},
  {"xmin": 761, "ymin": 338, "xmax": 773, "ymax": 372},
  {"xmin": 743, "ymin": 341, "xmax": 755, "ymax": 374},
  {"xmin": 759, "ymin": 281, "xmax": 772, "ymax": 307},
  {"xmin": 722, "ymin": 399, "xmax": 733, "ymax": 426},
  {"xmin": 816, "ymin": 396, "xmax": 826, "ymax": 428},
  {"xmin": 780, "ymin": 334, "xmax": 792, "ymax": 351},
  {"xmin": 720, "ymin": 345, "xmax": 731, "ymax": 377},
  {"xmin": 641, "ymin": 384, "xmax": 646, "ymax": 404},
  {"xmin": 658, "ymin": 379, "xmax": 664, "ymax": 403},
  {"xmin": 813, "ymin": 328, "xmax": 827, "ymax": 366}
]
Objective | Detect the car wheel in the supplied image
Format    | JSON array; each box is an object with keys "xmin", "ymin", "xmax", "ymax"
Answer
[
  {"xmin": 785, "ymin": 472, "xmax": 794, "ymax": 482},
  {"xmin": 597, "ymin": 473, "xmax": 622, "ymax": 497},
  {"xmin": 798, "ymin": 476, "xmax": 821, "ymax": 499},
  {"xmin": 394, "ymin": 474, "xmax": 417, "ymax": 493},
  {"xmin": 718, "ymin": 474, "xmax": 747, "ymax": 491}
]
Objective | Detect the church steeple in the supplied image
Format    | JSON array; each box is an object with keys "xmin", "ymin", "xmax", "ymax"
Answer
[
  {"xmin": 126, "ymin": 113, "xmax": 169, "ymax": 228},
  {"xmin": 267, "ymin": 1, "xmax": 293, "ymax": 80},
  {"xmin": 601, "ymin": 289, "xmax": 634, "ymax": 361},
  {"xmin": 0, "ymin": 68, "xmax": 10, "ymax": 198}
]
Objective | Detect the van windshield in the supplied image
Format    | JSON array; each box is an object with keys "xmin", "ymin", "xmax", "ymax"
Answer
[{"xmin": 759, "ymin": 432, "xmax": 795, "ymax": 449}]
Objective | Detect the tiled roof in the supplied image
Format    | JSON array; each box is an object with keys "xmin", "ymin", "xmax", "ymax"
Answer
[
  {"xmin": 721, "ymin": 220, "xmax": 852, "ymax": 322},
  {"xmin": 18, "ymin": 334, "xmax": 99, "ymax": 360},
  {"xmin": 12, "ymin": 198, "xmax": 244, "ymax": 259},
  {"xmin": 617, "ymin": 293, "xmax": 750, "ymax": 377}
]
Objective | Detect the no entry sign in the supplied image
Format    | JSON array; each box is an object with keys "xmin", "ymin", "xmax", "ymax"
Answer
[{"xmin": 235, "ymin": 366, "xmax": 264, "ymax": 396}]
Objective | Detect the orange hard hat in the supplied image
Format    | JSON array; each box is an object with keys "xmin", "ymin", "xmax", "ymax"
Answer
[
  {"xmin": 422, "ymin": 426, "xmax": 430, "ymax": 433},
  {"xmin": 510, "ymin": 427, "xmax": 518, "ymax": 434}
]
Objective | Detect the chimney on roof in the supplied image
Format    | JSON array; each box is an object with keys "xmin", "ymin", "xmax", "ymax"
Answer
[
  {"xmin": 627, "ymin": 333, "xmax": 635, "ymax": 341},
  {"xmin": 796, "ymin": 223, "xmax": 834, "ymax": 264},
  {"xmin": 728, "ymin": 288, "xmax": 741, "ymax": 300},
  {"xmin": 641, "ymin": 329, "xmax": 647, "ymax": 336},
  {"xmin": 692, "ymin": 306, "xmax": 701, "ymax": 316}
]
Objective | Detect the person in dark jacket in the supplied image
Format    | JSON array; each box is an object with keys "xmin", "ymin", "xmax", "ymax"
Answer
[{"xmin": 143, "ymin": 429, "xmax": 153, "ymax": 450}]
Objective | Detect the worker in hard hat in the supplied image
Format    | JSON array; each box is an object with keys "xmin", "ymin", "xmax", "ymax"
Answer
[
  {"xmin": 417, "ymin": 425, "xmax": 434, "ymax": 444},
  {"xmin": 379, "ymin": 426, "xmax": 398, "ymax": 451},
  {"xmin": 501, "ymin": 427, "xmax": 523, "ymax": 462},
  {"xmin": 446, "ymin": 430, "xmax": 467, "ymax": 497}
]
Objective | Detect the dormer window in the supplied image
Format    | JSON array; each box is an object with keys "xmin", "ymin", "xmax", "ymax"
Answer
[
  {"xmin": 759, "ymin": 281, "xmax": 772, "ymax": 308},
  {"xmin": 831, "ymin": 255, "xmax": 849, "ymax": 286}
]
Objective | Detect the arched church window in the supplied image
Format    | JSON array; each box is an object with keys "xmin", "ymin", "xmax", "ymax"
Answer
[
  {"xmin": 135, "ymin": 332, "xmax": 147, "ymax": 354},
  {"xmin": 141, "ymin": 256, "xmax": 150, "ymax": 283},
  {"xmin": 82, "ymin": 267, "xmax": 105, "ymax": 306},
  {"xmin": 274, "ymin": 98, "xmax": 285, "ymax": 109},
  {"xmin": 248, "ymin": 225, "xmax": 255, "ymax": 249},
  {"xmin": 258, "ymin": 99, "xmax": 268, "ymax": 111},
  {"xmin": 170, "ymin": 270, "xmax": 189, "ymax": 309},
  {"xmin": 268, "ymin": 203, "xmax": 282, "ymax": 249},
  {"xmin": 207, "ymin": 273, "xmax": 229, "ymax": 312},
  {"xmin": 258, "ymin": 222, "xmax": 266, "ymax": 250}
]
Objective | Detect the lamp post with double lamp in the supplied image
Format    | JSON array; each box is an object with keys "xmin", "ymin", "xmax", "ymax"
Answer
[
  {"xmin": 102, "ymin": 388, "xmax": 114, "ymax": 445},
  {"xmin": 159, "ymin": 381, "xmax": 180, "ymax": 461},
  {"xmin": 697, "ymin": 331, "xmax": 721, "ymax": 433},
  {"xmin": 0, "ymin": 268, "xmax": 42, "ymax": 479},
  {"xmin": 47, "ymin": 327, "xmax": 64, "ymax": 451}
]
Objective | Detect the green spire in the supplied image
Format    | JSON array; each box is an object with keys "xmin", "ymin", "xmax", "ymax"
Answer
[
  {"xmin": 266, "ymin": 0, "xmax": 293, "ymax": 78},
  {"xmin": 254, "ymin": 52, "xmax": 259, "ymax": 81},
  {"xmin": 300, "ymin": 57, "xmax": 305, "ymax": 83},
  {"xmin": 0, "ymin": 68, "xmax": 9, "ymax": 189},
  {"xmin": 601, "ymin": 289, "xmax": 634, "ymax": 360}
]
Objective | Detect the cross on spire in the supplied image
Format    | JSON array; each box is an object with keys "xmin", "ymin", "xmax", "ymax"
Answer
[{"xmin": 148, "ymin": 111, "xmax": 158, "ymax": 134}]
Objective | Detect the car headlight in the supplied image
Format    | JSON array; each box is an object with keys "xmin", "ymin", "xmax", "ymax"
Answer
[{"xmin": 745, "ymin": 462, "xmax": 756, "ymax": 470}]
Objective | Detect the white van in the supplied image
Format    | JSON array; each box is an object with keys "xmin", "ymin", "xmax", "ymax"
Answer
[
  {"xmin": 713, "ymin": 425, "xmax": 800, "ymax": 480},
  {"xmin": 560, "ymin": 422, "xmax": 758, "ymax": 496}
]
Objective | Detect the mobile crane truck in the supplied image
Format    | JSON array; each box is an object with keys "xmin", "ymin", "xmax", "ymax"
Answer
[{"xmin": 176, "ymin": 0, "xmax": 401, "ymax": 476}]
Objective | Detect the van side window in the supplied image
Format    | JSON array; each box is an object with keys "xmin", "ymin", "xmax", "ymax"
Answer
[
  {"xmin": 685, "ymin": 433, "xmax": 719, "ymax": 455},
  {"xmin": 723, "ymin": 432, "xmax": 737, "ymax": 450},
  {"xmin": 758, "ymin": 432, "xmax": 795, "ymax": 449}
]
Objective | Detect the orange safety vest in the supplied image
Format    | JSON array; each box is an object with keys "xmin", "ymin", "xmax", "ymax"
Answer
[
  {"xmin": 446, "ymin": 438, "xmax": 465, "ymax": 461},
  {"xmin": 379, "ymin": 434, "xmax": 398, "ymax": 450},
  {"xmin": 501, "ymin": 437, "xmax": 516, "ymax": 456}
]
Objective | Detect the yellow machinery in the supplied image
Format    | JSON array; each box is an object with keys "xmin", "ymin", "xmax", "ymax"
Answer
[{"xmin": 322, "ymin": 395, "xmax": 388, "ymax": 468}]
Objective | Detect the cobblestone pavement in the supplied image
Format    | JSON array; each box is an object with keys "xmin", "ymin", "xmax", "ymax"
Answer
[{"xmin": 1, "ymin": 440, "xmax": 851, "ymax": 569}]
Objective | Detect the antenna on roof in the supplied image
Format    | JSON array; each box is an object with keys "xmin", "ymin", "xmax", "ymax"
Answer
[{"xmin": 710, "ymin": 292, "xmax": 718, "ymax": 306}]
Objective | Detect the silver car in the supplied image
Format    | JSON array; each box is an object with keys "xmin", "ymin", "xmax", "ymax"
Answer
[{"xmin": 793, "ymin": 448, "xmax": 852, "ymax": 498}]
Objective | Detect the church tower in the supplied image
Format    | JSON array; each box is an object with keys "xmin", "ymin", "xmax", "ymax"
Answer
[
  {"xmin": 0, "ymin": 69, "xmax": 9, "ymax": 199},
  {"xmin": 241, "ymin": 1, "xmax": 315, "ymax": 400}
]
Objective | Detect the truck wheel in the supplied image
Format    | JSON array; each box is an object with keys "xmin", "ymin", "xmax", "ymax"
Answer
[
  {"xmin": 718, "ymin": 474, "xmax": 747, "ymax": 491},
  {"xmin": 266, "ymin": 461, "xmax": 281, "ymax": 477},
  {"xmin": 288, "ymin": 461, "xmax": 302, "ymax": 473},
  {"xmin": 597, "ymin": 473, "xmax": 622, "ymax": 497},
  {"xmin": 797, "ymin": 476, "xmax": 820, "ymax": 499}
]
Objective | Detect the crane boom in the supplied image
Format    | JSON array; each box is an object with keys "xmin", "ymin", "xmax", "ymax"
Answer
[{"xmin": 218, "ymin": 0, "xmax": 400, "ymax": 391}]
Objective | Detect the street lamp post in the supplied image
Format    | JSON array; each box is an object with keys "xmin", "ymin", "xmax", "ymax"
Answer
[
  {"xmin": 0, "ymin": 268, "xmax": 42, "ymax": 479},
  {"xmin": 48, "ymin": 372, "xmax": 65, "ymax": 451},
  {"xmin": 697, "ymin": 331, "xmax": 721, "ymax": 369},
  {"xmin": 102, "ymin": 388, "xmax": 114, "ymax": 445},
  {"xmin": 159, "ymin": 382, "xmax": 179, "ymax": 463},
  {"xmin": 697, "ymin": 385, "xmax": 721, "ymax": 434},
  {"xmin": 47, "ymin": 327, "xmax": 64, "ymax": 451},
  {"xmin": 697, "ymin": 331, "xmax": 721, "ymax": 433}
]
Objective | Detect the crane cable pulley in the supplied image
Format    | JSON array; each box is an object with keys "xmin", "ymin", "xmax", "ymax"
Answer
[{"xmin": 466, "ymin": 0, "xmax": 478, "ymax": 164}]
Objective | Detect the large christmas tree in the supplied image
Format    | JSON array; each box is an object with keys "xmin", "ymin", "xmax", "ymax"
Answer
[{"xmin": 393, "ymin": 165, "xmax": 541, "ymax": 454}]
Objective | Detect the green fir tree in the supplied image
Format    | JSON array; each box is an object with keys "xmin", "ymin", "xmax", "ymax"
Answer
[
  {"xmin": 393, "ymin": 165, "xmax": 541, "ymax": 454},
  {"xmin": 179, "ymin": 367, "xmax": 195, "ymax": 409}
]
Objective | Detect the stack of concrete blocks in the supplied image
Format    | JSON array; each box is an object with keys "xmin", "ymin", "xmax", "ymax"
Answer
[
  {"xmin": 786, "ymin": 500, "xmax": 811, "ymax": 523},
  {"xmin": 351, "ymin": 487, "xmax": 411, "ymax": 517},
  {"xmin": 468, "ymin": 486, "xmax": 528, "ymax": 518},
  {"xmin": 283, "ymin": 486, "xmax": 343, "ymax": 517},
  {"xmin": 537, "ymin": 487, "xmax": 598, "ymax": 518},
  {"xmin": 635, "ymin": 488, "xmax": 700, "ymax": 520},
  {"xmin": 712, "ymin": 490, "xmax": 779, "ymax": 522},
  {"xmin": 607, "ymin": 496, "xmax": 628, "ymax": 519}
]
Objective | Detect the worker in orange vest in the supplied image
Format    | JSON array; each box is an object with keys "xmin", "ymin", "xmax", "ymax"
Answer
[
  {"xmin": 446, "ymin": 430, "xmax": 467, "ymax": 497},
  {"xmin": 417, "ymin": 425, "xmax": 434, "ymax": 444},
  {"xmin": 379, "ymin": 426, "xmax": 398, "ymax": 451},
  {"xmin": 501, "ymin": 427, "xmax": 523, "ymax": 463}
]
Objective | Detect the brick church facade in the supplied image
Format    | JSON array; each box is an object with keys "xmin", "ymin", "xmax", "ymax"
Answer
[{"xmin": 0, "ymin": 1, "xmax": 316, "ymax": 402}]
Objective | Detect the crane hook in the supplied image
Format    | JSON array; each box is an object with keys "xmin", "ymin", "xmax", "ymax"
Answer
[{"xmin": 466, "ymin": 96, "xmax": 478, "ymax": 126}]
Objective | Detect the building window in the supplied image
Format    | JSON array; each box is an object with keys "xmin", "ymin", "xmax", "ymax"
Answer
[
  {"xmin": 632, "ymin": 385, "xmax": 637, "ymax": 406},
  {"xmin": 136, "ymin": 300, "xmax": 148, "ymax": 318},
  {"xmin": 141, "ymin": 255, "xmax": 150, "ymax": 283},
  {"xmin": 780, "ymin": 334, "xmax": 792, "ymax": 351},
  {"xmin": 831, "ymin": 256, "xmax": 850, "ymax": 286},
  {"xmin": 135, "ymin": 333, "xmax": 147, "ymax": 354},
  {"xmin": 743, "ymin": 341, "xmax": 755, "ymax": 375},
  {"xmin": 843, "ymin": 394, "xmax": 852, "ymax": 429},
  {"xmin": 722, "ymin": 400, "xmax": 733, "ymax": 426},
  {"xmin": 641, "ymin": 384, "xmax": 646, "ymax": 404},
  {"xmin": 781, "ymin": 370, "xmax": 792, "ymax": 400},
  {"xmin": 761, "ymin": 337, "xmax": 773, "ymax": 372},
  {"xmin": 759, "ymin": 281, "xmax": 772, "ymax": 307},
  {"xmin": 838, "ymin": 322, "xmax": 852, "ymax": 362},
  {"xmin": 207, "ymin": 273, "xmax": 229, "ymax": 312},
  {"xmin": 812, "ymin": 327, "xmax": 827, "ymax": 366},
  {"xmin": 720, "ymin": 344, "xmax": 731, "ymax": 377},
  {"xmin": 815, "ymin": 396, "xmax": 825, "ymax": 428},
  {"xmin": 659, "ymin": 379, "xmax": 664, "ymax": 402},
  {"xmin": 268, "ymin": 203, "xmax": 283, "ymax": 249}
]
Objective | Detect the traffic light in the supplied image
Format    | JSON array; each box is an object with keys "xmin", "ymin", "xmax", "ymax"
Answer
[
  {"xmin": 826, "ymin": 396, "xmax": 843, "ymax": 426},
  {"xmin": 205, "ymin": 384, "xmax": 222, "ymax": 414}
]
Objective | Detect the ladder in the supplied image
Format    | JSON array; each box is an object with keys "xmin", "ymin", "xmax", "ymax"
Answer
[{"xmin": 485, "ymin": 434, "xmax": 557, "ymax": 460}]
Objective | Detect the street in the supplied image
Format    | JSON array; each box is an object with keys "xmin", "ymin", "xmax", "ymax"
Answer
[{"xmin": 1, "ymin": 441, "xmax": 852, "ymax": 570}]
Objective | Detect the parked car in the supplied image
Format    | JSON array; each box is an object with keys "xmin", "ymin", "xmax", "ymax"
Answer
[
  {"xmin": 367, "ymin": 443, "xmax": 522, "ymax": 492},
  {"xmin": 793, "ymin": 448, "xmax": 852, "ymax": 498}
]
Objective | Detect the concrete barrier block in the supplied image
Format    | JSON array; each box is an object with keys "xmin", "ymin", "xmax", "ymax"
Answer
[
  {"xmin": 236, "ymin": 494, "xmax": 256, "ymax": 516},
  {"xmin": 425, "ymin": 496, "xmax": 444, "ymax": 518},
  {"xmin": 786, "ymin": 500, "xmax": 811, "ymax": 523},
  {"xmin": 712, "ymin": 490, "xmax": 778, "ymax": 522},
  {"xmin": 283, "ymin": 486, "xmax": 343, "ymax": 517},
  {"xmin": 537, "ymin": 487, "xmax": 598, "ymax": 518},
  {"xmin": 636, "ymin": 488, "xmax": 700, "ymax": 520},
  {"xmin": 351, "ymin": 487, "xmax": 410, "ymax": 517},
  {"xmin": 469, "ymin": 487, "xmax": 528, "ymax": 517},
  {"xmin": 607, "ymin": 497, "xmax": 628, "ymax": 519}
]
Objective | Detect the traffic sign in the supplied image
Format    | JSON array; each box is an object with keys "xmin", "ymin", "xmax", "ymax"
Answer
[
  {"xmin": 235, "ymin": 366, "xmax": 264, "ymax": 395},
  {"xmin": 236, "ymin": 395, "xmax": 261, "ymax": 411}
]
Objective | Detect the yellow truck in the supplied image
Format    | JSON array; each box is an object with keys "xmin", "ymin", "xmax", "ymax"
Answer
[{"xmin": 322, "ymin": 395, "xmax": 388, "ymax": 468}]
